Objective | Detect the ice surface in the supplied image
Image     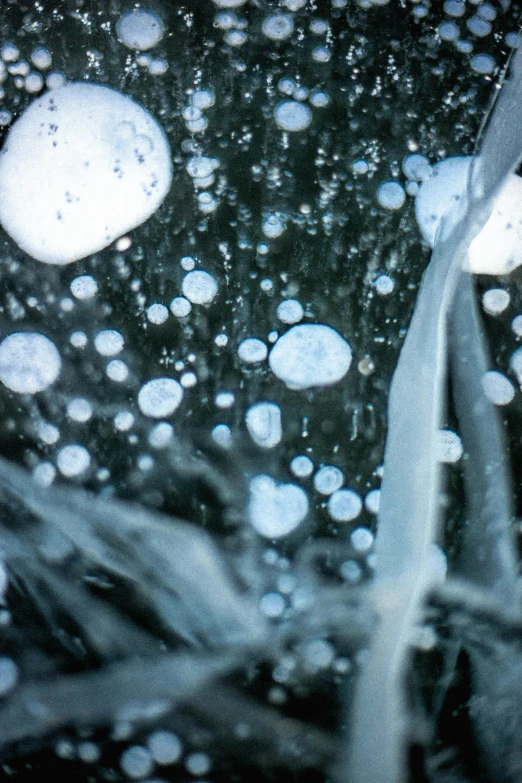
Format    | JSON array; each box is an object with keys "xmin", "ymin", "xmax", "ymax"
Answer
[{"xmin": 0, "ymin": 82, "xmax": 172, "ymax": 264}]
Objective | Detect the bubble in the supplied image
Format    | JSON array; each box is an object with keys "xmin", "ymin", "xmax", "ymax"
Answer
[
  {"xmin": 512, "ymin": 315, "xmax": 522, "ymax": 337},
  {"xmin": 238, "ymin": 338, "xmax": 268, "ymax": 364},
  {"xmin": 147, "ymin": 303, "xmax": 169, "ymax": 324},
  {"xmin": 0, "ymin": 83, "xmax": 172, "ymax": 264},
  {"xmin": 313, "ymin": 465, "xmax": 344, "ymax": 495},
  {"xmin": 377, "ymin": 181, "xmax": 406, "ymax": 210},
  {"xmin": 467, "ymin": 16, "xmax": 491, "ymax": 37},
  {"xmin": 352, "ymin": 159, "xmax": 369, "ymax": 174},
  {"xmin": 312, "ymin": 46, "xmax": 331, "ymax": 62},
  {"xmin": 482, "ymin": 288, "xmax": 510, "ymax": 316},
  {"xmin": 414, "ymin": 156, "xmax": 522, "ymax": 274},
  {"xmin": 245, "ymin": 401, "xmax": 282, "ymax": 448},
  {"xmin": 170, "ymin": 296, "xmax": 192, "ymax": 318},
  {"xmin": 225, "ymin": 29, "xmax": 248, "ymax": 46},
  {"xmin": 213, "ymin": 0, "xmax": 247, "ymax": 6},
  {"xmin": 290, "ymin": 454, "xmax": 314, "ymax": 478},
  {"xmin": 350, "ymin": 527, "xmax": 374, "ymax": 553},
  {"xmin": 269, "ymin": 324, "xmax": 352, "ymax": 390},
  {"xmin": 106, "ymin": 359, "xmax": 129, "ymax": 382},
  {"xmin": 94, "ymin": 329, "xmax": 124, "ymax": 356},
  {"xmin": 262, "ymin": 14, "xmax": 294, "ymax": 40},
  {"xmin": 444, "ymin": 0, "xmax": 465, "ymax": 16},
  {"xmin": 259, "ymin": 592, "xmax": 286, "ymax": 618},
  {"xmin": 310, "ymin": 18, "xmax": 329, "ymax": 33},
  {"xmin": 477, "ymin": 3, "xmax": 496, "ymax": 21},
  {"xmin": 25, "ymin": 72, "xmax": 44, "ymax": 94},
  {"xmin": 509, "ymin": 347, "xmax": 522, "ymax": 384},
  {"xmin": 0, "ymin": 656, "xmax": 18, "ymax": 696},
  {"xmin": 148, "ymin": 422, "xmax": 174, "ymax": 449},
  {"xmin": 277, "ymin": 299, "xmax": 304, "ymax": 324},
  {"xmin": 120, "ymin": 745, "xmax": 154, "ymax": 779},
  {"xmin": 310, "ymin": 89, "xmax": 330, "ymax": 107},
  {"xmin": 274, "ymin": 100, "xmax": 312, "ymax": 132},
  {"xmin": 0, "ymin": 332, "xmax": 61, "ymax": 393},
  {"xmin": 66, "ymin": 397, "xmax": 93, "ymax": 423},
  {"xmin": 1, "ymin": 43, "xmax": 19, "ymax": 62},
  {"xmin": 302, "ymin": 639, "xmax": 334, "ymax": 670},
  {"xmin": 114, "ymin": 410, "xmax": 135, "ymax": 431},
  {"xmin": 211, "ymin": 423, "xmax": 232, "ymax": 447},
  {"xmin": 374, "ymin": 274, "xmax": 395, "ymax": 295},
  {"xmin": 182, "ymin": 270, "xmax": 218, "ymax": 305},
  {"xmin": 116, "ymin": 9, "xmax": 164, "ymax": 51},
  {"xmin": 506, "ymin": 32, "xmax": 522, "ymax": 48},
  {"xmin": 470, "ymin": 53, "xmax": 495, "ymax": 74},
  {"xmin": 185, "ymin": 754, "xmax": 211, "ymax": 777},
  {"xmin": 215, "ymin": 391, "xmax": 235, "ymax": 408},
  {"xmin": 37, "ymin": 421, "xmax": 60, "ymax": 444},
  {"xmin": 191, "ymin": 89, "xmax": 215, "ymax": 109},
  {"xmin": 30, "ymin": 47, "xmax": 52, "ymax": 70},
  {"xmin": 147, "ymin": 730, "xmax": 182, "ymax": 765},
  {"xmin": 364, "ymin": 489, "xmax": 380, "ymax": 514},
  {"xmin": 138, "ymin": 378, "xmax": 183, "ymax": 418},
  {"xmin": 70, "ymin": 275, "xmax": 98, "ymax": 300},
  {"xmin": 438, "ymin": 21, "xmax": 460, "ymax": 41},
  {"xmin": 262, "ymin": 214, "xmax": 285, "ymax": 238},
  {"xmin": 402, "ymin": 153, "xmax": 430, "ymax": 181},
  {"xmin": 57, "ymin": 444, "xmax": 91, "ymax": 477},
  {"xmin": 340, "ymin": 560, "xmax": 362, "ymax": 583},
  {"xmin": 436, "ymin": 429, "xmax": 463, "ymax": 463},
  {"xmin": 482, "ymin": 371, "xmax": 515, "ymax": 405},
  {"xmin": 282, "ymin": 0, "xmax": 307, "ymax": 9},
  {"xmin": 327, "ymin": 489, "xmax": 363, "ymax": 521},
  {"xmin": 186, "ymin": 155, "xmax": 218, "ymax": 181},
  {"xmin": 248, "ymin": 475, "xmax": 308, "ymax": 538},
  {"xmin": 78, "ymin": 742, "xmax": 100, "ymax": 764}
]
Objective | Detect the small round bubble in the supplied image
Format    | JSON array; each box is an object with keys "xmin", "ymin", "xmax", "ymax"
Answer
[
  {"xmin": 482, "ymin": 371, "xmax": 515, "ymax": 405},
  {"xmin": 290, "ymin": 454, "xmax": 314, "ymax": 478},
  {"xmin": 138, "ymin": 378, "xmax": 183, "ymax": 418},
  {"xmin": 313, "ymin": 465, "xmax": 344, "ymax": 495},
  {"xmin": 377, "ymin": 181, "xmax": 406, "ymax": 210},
  {"xmin": 147, "ymin": 730, "xmax": 182, "ymax": 765},
  {"xmin": 170, "ymin": 297, "xmax": 192, "ymax": 318},
  {"xmin": 238, "ymin": 338, "xmax": 268, "ymax": 364},
  {"xmin": 277, "ymin": 299, "xmax": 304, "ymax": 324},
  {"xmin": 182, "ymin": 270, "xmax": 218, "ymax": 305},
  {"xmin": 147, "ymin": 303, "xmax": 169, "ymax": 324},
  {"xmin": 274, "ymin": 100, "xmax": 312, "ymax": 132},
  {"xmin": 482, "ymin": 288, "xmax": 510, "ymax": 316},
  {"xmin": 94, "ymin": 330, "xmax": 124, "ymax": 356},
  {"xmin": 327, "ymin": 489, "xmax": 363, "ymax": 521},
  {"xmin": 120, "ymin": 745, "xmax": 154, "ymax": 779},
  {"xmin": 262, "ymin": 14, "xmax": 294, "ymax": 40},
  {"xmin": 57, "ymin": 444, "xmax": 91, "ymax": 477},
  {"xmin": 470, "ymin": 53, "xmax": 495, "ymax": 74}
]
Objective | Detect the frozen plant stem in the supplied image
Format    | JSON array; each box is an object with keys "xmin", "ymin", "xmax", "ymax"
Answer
[{"xmin": 343, "ymin": 46, "xmax": 522, "ymax": 783}]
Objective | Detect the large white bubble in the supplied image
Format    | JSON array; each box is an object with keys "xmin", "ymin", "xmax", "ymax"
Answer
[
  {"xmin": 0, "ymin": 332, "xmax": 61, "ymax": 393},
  {"xmin": 269, "ymin": 324, "xmax": 352, "ymax": 389},
  {"xmin": 116, "ymin": 9, "xmax": 164, "ymax": 51},
  {"xmin": 0, "ymin": 82, "xmax": 172, "ymax": 264},
  {"xmin": 415, "ymin": 155, "xmax": 522, "ymax": 275}
]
